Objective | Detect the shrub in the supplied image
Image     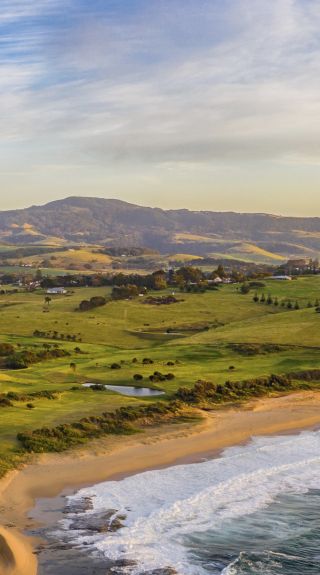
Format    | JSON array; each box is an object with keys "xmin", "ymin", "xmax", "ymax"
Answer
[
  {"xmin": 16, "ymin": 401, "xmax": 183, "ymax": 453},
  {"xmin": 111, "ymin": 285, "xmax": 139, "ymax": 300},
  {"xmin": 133, "ymin": 374, "xmax": 143, "ymax": 381},
  {"xmin": 0, "ymin": 397, "xmax": 13, "ymax": 407},
  {"xmin": 78, "ymin": 296, "xmax": 106, "ymax": 311},
  {"xmin": 110, "ymin": 363, "xmax": 121, "ymax": 370},
  {"xmin": 0, "ymin": 343, "xmax": 15, "ymax": 356}
]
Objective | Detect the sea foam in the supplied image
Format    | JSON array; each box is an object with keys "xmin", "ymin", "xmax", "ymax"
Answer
[{"xmin": 60, "ymin": 430, "xmax": 320, "ymax": 574}]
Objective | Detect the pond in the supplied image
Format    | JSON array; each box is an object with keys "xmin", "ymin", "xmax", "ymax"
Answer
[{"xmin": 83, "ymin": 383, "xmax": 165, "ymax": 397}]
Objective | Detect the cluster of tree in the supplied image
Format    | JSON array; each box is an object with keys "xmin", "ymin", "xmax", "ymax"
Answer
[
  {"xmin": 1, "ymin": 345, "xmax": 70, "ymax": 370},
  {"xmin": 111, "ymin": 284, "xmax": 140, "ymax": 300},
  {"xmin": 142, "ymin": 295, "xmax": 182, "ymax": 305},
  {"xmin": 33, "ymin": 330, "xmax": 82, "ymax": 342},
  {"xmin": 277, "ymin": 258, "xmax": 320, "ymax": 276},
  {"xmin": 175, "ymin": 370, "xmax": 320, "ymax": 405},
  {"xmin": 16, "ymin": 368, "xmax": 320, "ymax": 454},
  {"xmin": 17, "ymin": 400, "xmax": 184, "ymax": 452},
  {"xmin": 78, "ymin": 296, "xmax": 107, "ymax": 311},
  {"xmin": 149, "ymin": 371, "xmax": 175, "ymax": 383},
  {"xmin": 0, "ymin": 343, "xmax": 15, "ymax": 356},
  {"xmin": 239, "ymin": 281, "xmax": 267, "ymax": 294},
  {"xmin": 252, "ymin": 293, "xmax": 301, "ymax": 309},
  {"xmin": 0, "ymin": 389, "xmax": 60, "ymax": 408},
  {"xmin": 252, "ymin": 293, "xmax": 320, "ymax": 310},
  {"xmin": 179, "ymin": 283, "xmax": 215, "ymax": 293},
  {"xmin": 229, "ymin": 343, "xmax": 284, "ymax": 356}
]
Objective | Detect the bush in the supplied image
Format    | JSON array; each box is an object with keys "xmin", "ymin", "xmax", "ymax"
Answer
[
  {"xmin": 133, "ymin": 374, "xmax": 143, "ymax": 381},
  {"xmin": 142, "ymin": 358, "xmax": 154, "ymax": 365},
  {"xmin": 16, "ymin": 401, "xmax": 183, "ymax": 453},
  {"xmin": 111, "ymin": 285, "xmax": 139, "ymax": 300},
  {"xmin": 0, "ymin": 343, "xmax": 15, "ymax": 356},
  {"xmin": 78, "ymin": 296, "xmax": 106, "ymax": 311},
  {"xmin": 0, "ymin": 397, "xmax": 13, "ymax": 407},
  {"xmin": 110, "ymin": 363, "xmax": 121, "ymax": 370}
]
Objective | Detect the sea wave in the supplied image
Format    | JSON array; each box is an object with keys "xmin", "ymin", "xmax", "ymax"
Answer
[{"xmin": 59, "ymin": 430, "xmax": 320, "ymax": 574}]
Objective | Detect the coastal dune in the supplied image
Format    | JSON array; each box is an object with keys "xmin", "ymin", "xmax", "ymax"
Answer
[
  {"xmin": 0, "ymin": 527, "xmax": 36, "ymax": 575},
  {"xmin": 1, "ymin": 390, "xmax": 320, "ymax": 574}
]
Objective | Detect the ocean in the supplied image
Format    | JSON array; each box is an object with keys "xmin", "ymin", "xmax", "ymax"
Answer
[{"xmin": 36, "ymin": 429, "xmax": 320, "ymax": 574}]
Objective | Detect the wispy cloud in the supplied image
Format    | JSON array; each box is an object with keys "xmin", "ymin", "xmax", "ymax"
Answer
[{"xmin": 1, "ymin": 0, "xmax": 320, "ymax": 213}]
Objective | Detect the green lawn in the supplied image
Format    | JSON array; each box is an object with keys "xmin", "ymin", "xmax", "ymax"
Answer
[{"xmin": 0, "ymin": 275, "xmax": 319, "ymax": 469}]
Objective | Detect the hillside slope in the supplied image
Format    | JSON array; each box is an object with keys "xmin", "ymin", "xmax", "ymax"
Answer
[{"xmin": 0, "ymin": 197, "xmax": 319, "ymax": 259}]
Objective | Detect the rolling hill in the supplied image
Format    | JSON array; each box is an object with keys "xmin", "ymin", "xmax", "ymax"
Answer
[{"xmin": 0, "ymin": 196, "xmax": 319, "ymax": 261}]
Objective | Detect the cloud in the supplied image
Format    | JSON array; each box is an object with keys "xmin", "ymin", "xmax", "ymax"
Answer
[{"xmin": 1, "ymin": 0, "xmax": 320, "ymax": 170}]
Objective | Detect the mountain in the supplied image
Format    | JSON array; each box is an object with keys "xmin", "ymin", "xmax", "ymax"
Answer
[{"xmin": 0, "ymin": 196, "xmax": 319, "ymax": 261}]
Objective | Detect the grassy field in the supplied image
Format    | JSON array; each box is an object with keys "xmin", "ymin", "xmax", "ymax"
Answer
[{"xmin": 0, "ymin": 275, "xmax": 319, "ymax": 470}]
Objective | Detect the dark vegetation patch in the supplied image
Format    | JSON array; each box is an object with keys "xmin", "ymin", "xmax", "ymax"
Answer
[
  {"xmin": 17, "ymin": 401, "xmax": 185, "ymax": 453},
  {"xmin": 175, "ymin": 369, "xmax": 320, "ymax": 406},
  {"xmin": 228, "ymin": 343, "xmax": 287, "ymax": 356},
  {"xmin": 16, "ymin": 369, "xmax": 320, "ymax": 455},
  {"xmin": 142, "ymin": 295, "xmax": 183, "ymax": 305},
  {"xmin": 1, "ymin": 347, "xmax": 70, "ymax": 370},
  {"xmin": 149, "ymin": 371, "xmax": 175, "ymax": 382},
  {"xmin": 33, "ymin": 330, "xmax": 82, "ymax": 342},
  {"xmin": 0, "ymin": 390, "xmax": 60, "ymax": 407},
  {"xmin": 77, "ymin": 296, "xmax": 107, "ymax": 312},
  {"xmin": 111, "ymin": 284, "xmax": 140, "ymax": 300}
]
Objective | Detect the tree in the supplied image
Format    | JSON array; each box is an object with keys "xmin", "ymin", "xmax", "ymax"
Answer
[
  {"xmin": 215, "ymin": 264, "xmax": 226, "ymax": 279},
  {"xmin": 151, "ymin": 270, "xmax": 167, "ymax": 290},
  {"xmin": 174, "ymin": 266, "xmax": 203, "ymax": 285},
  {"xmin": 44, "ymin": 296, "xmax": 51, "ymax": 307},
  {"xmin": 240, "ymin": 283, "xmax": 250, "ymax": 294}
]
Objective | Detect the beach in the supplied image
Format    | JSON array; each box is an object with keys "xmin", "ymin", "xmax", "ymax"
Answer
[{"xmin": 2, "ymin": 390, "xmax": 320, "ymax": 575}]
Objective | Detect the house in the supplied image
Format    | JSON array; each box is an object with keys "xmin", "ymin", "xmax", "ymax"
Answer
[{"xmin": 46, "ymin": 287, "xmax": 67, "ymax": 294}]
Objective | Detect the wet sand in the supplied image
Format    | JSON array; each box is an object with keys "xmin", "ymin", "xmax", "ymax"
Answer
[{"xmin": 2, "ymin": 390, "xmax": 320, "ymax": 574}]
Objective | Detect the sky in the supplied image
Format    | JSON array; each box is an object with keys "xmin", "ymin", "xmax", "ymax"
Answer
[{"xmin": 1, "ymin": 0, "xmax": 320, "ymax": 216}]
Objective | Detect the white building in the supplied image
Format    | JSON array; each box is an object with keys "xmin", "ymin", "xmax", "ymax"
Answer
[{"xmin": 46, "ymin": 287, "xmax": 67, "ymax": 294}]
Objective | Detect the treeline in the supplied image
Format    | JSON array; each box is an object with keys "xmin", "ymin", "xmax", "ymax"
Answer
[
  {"xmin": 0, "ymin": 343, "xmax": 70, "ymax": 370},
  {"xmin": 33, "ymin": 330, "xmax": 82, "ymax": 342},
  {"xmin": 0, "ymin": 390, "xmax": 59, "ymax": 408},
  {"xmin": 228, "ymin": 343, "xmax": 285, "ymax": 356},
  {"xmin": 252, "ymin": 292, "xmax": 319, "ymax": 310},
  {"xmin": 16, "ymin": 369, "xmax": 320, "ymax": 454},
  {"xmin": 17, "ymin": 401, "xmax": 183, "ymax": 452},
  {"xmin": 78, "ymin": 296, "xmax": 107, "ymax": 311},
  {"xmin": 175, "ymin": 370, "xmax": 320, "ymax": 405}
]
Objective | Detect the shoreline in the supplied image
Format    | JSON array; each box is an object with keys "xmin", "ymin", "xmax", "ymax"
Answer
[{"xmin": 2, "ymin": 390, "xmax": 320, "ymax": 574}]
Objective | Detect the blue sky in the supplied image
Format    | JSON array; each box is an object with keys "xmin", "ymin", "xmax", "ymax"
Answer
[{"xmin": 1, "ymin": 0, "xmax": 320, "ymax": 215}]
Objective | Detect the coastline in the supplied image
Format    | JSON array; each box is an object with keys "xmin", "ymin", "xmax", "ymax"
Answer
[{"xmin": 2, "ymin": 390, "xmax": 320, "ymax": 575}]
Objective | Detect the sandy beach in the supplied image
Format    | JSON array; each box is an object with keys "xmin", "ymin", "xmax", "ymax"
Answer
[{"xmin": 2, "ymin": 390, "xmax": 320, "ymax": 575}]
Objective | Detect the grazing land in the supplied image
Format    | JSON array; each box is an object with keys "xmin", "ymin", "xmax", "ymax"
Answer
[{"xmin": 0, "ymin": 275, "xmax": 319, "ymax": 475}]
